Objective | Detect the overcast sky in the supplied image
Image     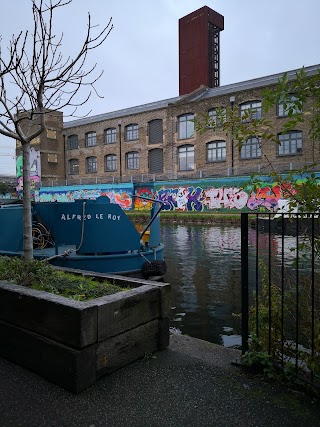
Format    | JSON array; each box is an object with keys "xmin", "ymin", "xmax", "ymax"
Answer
[{"xmin": 1, "ymin": 0, "xmax": 320, "ymax": 175}]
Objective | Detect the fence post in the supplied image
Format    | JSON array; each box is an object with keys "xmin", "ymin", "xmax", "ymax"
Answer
[{"xmin": 241, "ymin": 213, "xmax": 249, "ymax": 354}]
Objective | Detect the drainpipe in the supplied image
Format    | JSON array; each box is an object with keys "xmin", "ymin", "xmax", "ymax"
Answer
[
  {"xmin": 63, "ymin": 133, "xmax": 67, "ymax": 181},
  {"xmin": 118, "ymin": 122, "xmax": 122, "ymax": 183},
  {"xmin": 229, "ymin": 96, "xmax": 235, "ymax": 176}
]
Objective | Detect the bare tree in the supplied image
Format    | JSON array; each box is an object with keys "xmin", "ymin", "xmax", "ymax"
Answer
[{"xmin": 0, "ymin": 0, "xmax": 113, "ymax": 260}]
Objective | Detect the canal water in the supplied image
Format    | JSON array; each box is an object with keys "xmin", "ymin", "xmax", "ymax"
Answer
[{"xmin": 161, "ymin": 223, "xmax": 244, "ymax": 348}]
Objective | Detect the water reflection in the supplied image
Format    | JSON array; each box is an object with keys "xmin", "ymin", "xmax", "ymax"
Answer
[{"xmin": 162, "ymin": 224, "xmax": 243, "ymax": 347}]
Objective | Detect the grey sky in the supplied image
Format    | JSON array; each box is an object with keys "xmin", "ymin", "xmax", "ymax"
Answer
[{"xmin": 1, "ymin": 0, "xmax": 320, "ymax": 175}]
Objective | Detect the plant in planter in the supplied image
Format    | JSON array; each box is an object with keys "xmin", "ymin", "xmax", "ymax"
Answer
[{"xmin": 0, "ymin": 257, "xmax": 170, "ymax": 393}]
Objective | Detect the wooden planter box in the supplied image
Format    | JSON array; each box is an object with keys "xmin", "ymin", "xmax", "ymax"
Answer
[{"xmin": 0, "ymin": 273, "xmax": 170, "ymax": 393}]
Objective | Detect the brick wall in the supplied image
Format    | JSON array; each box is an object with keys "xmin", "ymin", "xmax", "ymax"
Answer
[{"xmin": 26, "ymin": 83, "xmax": 319, "ymax": 185}]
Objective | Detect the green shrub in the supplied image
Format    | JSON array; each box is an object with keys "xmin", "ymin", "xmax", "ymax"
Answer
[{"xmin": 0, "ymin": 257, "xmax": 128, "ymax": 301}]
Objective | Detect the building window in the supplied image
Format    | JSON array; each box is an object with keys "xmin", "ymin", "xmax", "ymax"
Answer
[
  {"xmin": 207, "ymin": 141, "xmax": 226, "ymax": 162},
  {"xmin": 148, "ymin": 119, "xmax": 163, "ymax": 144},
  {"xmin": 240, "ymin": 137, "xmax": 261, "ymax": 159},
  {"xmin": 178, "ymin": 114, "xmax": 194, "ymax": 139},
  {"xmin": 278, "ymin": 131, "xmax": 302, "ymax": 156},
  {"xmin": 85, "ymin": 132, "xmax": 96, "ymax": 147},
  {"xmin": 178, "ymin": 145, "xmax": 194, "ymax": 171},
  {"xmin": 105, "ymin": 154, "xmax": 117, "ymax": 171},
  {"xmin": 68, "ymin": 134, "xmax": 78, "ymax": 150},
  {"xmin": 125, "ymin": 124, "xmax": 139, "ymax": 141},
  {"xmin": 86, "ymin": 156, "xmax": 97, "ymax": 173},
  {"xmin": 277, "ymin": 94, "xmax": 302, "ymax": 117},
  {"xmin": 240, "ymin": 101, "xmax": 262, "ymax": 122},
  {"xmin": 208, "ymin": 108, "xmax": 226, "ymax": 127},
  {"xmin": 126, "ymin": 151, "xmax": 139, "ymax": 170},
  {"xmin": 69, "ymin": 159, "xmax": 79, "ymax": 175},
  {"xmin": 104, "ymin": 128, "xmax": 116, "ymax": 144}
]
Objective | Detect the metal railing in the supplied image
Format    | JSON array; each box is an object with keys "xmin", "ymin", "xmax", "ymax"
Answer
[
  {"xmin": 241, "ymin": 212, "xmax": 319, "ymax": 390},
  {"xmin": 41, "ymin": 161, "xmax": 320, "ymax": 187}
]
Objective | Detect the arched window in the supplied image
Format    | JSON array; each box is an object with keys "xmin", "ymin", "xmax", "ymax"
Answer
[
  {"xmin": 68, "ymin": 134, "xmax": 78, "ymax": 150},
  {"xmin": 207, "ymin": 141, "xmax": 226, "ymax": 162},
  {"xmin": 104, "ymin": 128, "xmax": 116, "ymax": 144},
  {"xmin": 86, "ymin": 156, "xmax": 97, "ymax": 173},
  {"xmin": 240, "ymin": 101, "xmax": 262, "ymax": 122},
  {"xmin": 240, "ymin": 137, "xmax": 261, "ymax": 159},
  {"xmin": 126, "ymin": 151, "xmax": 139, "ymax": 170},
  {"xmin": 125, "ymin": 124, "xmax": 139, "ymax": 141},
  {"xmin": 68, "ymin": 159, "xmax": 79, "ymax": 175},
  {"xmin": 85, "ymin": 131, "xmax": 96, "ymax": 147},
  {"xmin": 177, "ymin": 113, "xmax": 194, "ymax": 139},
  {"xmin": 105, "ymin": 154, "xmax": 117, "ymax": 171},
  {"xmin": 178, "ymin": 145, "xmax": 194, "ymax": 171},
  {"xmin": 277, "ymin": 131, "xmax": 302, "ymax": 156},
  {"xmin": 208, "ymin": 108, "xmax": 226, "ymax": 127},
  {"xmin": 277, "ymin": 94, "xmax": 302, "ymax": 117}
]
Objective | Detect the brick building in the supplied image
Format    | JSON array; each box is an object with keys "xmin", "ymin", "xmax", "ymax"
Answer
[{"xmin": 17, "ymin": 6, "xmax": 320, "ymax": 186}]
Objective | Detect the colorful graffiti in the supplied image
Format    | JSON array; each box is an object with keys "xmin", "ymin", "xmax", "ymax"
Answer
[
  {"xmin": 134, "ymin": 187, "xmax": 154, "ymax": 210},
  {"xmin": 153, "ymin": 179, "xmax": 314, "ymax": 212},
  {"xmin": 33, "ymin": 173, "xmax": 320, "ymax": 212},
  {"xmin": 16, "ymin": 148, "xmax": 41, "ymax": 192},
  {"xmin": 37, "ymin": 187, "xmax": 133, "ymax": 210},
  {"xmin": 156, "ymin": 187, "xmax": 205, "ymax": 211},
  {"xmin": 204, "ymin": 187, "xmax": 248, "ymax": 210}
]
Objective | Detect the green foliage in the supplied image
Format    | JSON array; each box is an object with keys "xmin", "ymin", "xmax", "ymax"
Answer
[
  {"xmin": 0, "ymin": 256, "xmax": 128, "ymax": 301},
  {"xmin": 247, "ymin": 261, "xmax": 320, "ymax": 382},
  {"xmin": 241, "ymin": 351, "xmax": 276, "ymax": 379},
  {"xmin": 0, "ymin": 182, "xmax": 16, "ymax": 195}
]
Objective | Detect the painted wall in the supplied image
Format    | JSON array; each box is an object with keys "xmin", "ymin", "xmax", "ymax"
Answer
[
  {"xmin": 36, "ymin": 183, "xmax": 134, "ymax": 210},
  {"xmin": 16, "ymin": 147, "xmax": 41, "ymax": 192},
  {"xmin": 153, "ymin": 174, "xmax": 320, "ymax": 212},
  {"xmin": 35, "ymin": 173, "xmax": 320, "ymax": 212}
]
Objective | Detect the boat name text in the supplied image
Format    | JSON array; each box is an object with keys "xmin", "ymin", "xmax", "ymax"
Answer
[{"xmin": 60, "ymin": 213, "xmax": 121, "ymax": 221}]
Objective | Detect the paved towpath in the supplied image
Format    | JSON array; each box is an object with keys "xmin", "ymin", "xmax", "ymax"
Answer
[{"xmin": 0, "ymin": 334, "xmax": 319, "ymax": 427}]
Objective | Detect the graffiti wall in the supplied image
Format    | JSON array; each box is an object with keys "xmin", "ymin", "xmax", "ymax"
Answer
[
  {"xmin": 134, "ymin": 186, "xmax": 154, "ymax": 210},
  {"xmin": 37, "ymin": 184, "xmax": 134, "ymax": 210},
  {"xmin": 153, "ymin": 174, "xmax": 320, "ymax": 212},
  {"xmin": 34, "ymin": 173, "xmax": 320, "ymax": 213},
  {"xmin": 16, "ymin": 148, "xmax": 41, "ymax": 192}
]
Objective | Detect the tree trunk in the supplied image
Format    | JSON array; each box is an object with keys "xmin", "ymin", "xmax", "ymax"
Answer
[{"xmin": 22, "ymin": 142, "xmax": 33, "ymax": 260}]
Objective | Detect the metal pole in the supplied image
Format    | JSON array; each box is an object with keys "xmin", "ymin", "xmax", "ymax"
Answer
[{"xmin": 241, "ymin": 212, "xmax": 249, "ymax": 354}]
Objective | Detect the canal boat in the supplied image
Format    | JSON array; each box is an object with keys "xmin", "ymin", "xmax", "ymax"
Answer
[{"xmin": 0, "ymin": 196, "xmax": 166, "ymax": 279}]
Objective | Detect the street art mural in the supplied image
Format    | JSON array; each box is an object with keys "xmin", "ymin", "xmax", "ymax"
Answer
[
  {"xmin": 16, "ymin": 148, "xmax": 41, "ymax": 192},
  {"xmin": 204, "ymin": 187, "xmax": 248, "ymax": 210},
  {"xmin": 37, "ymin": 185, "xmax": 134, "ymax": 209},
  {"xmin": 153, "ymin": 175, "xmax": 319, "ymax": 212},
  {"xmin": 134, "ymin": 187, "xmax": 154, "ymax": 210},
  {"xmin": 32, "ymin": 173, "xmax": 320, "ymax": 213},
  {"xmin": 156, "ymin": 186, "xmax": 205, "ymax": 211}
]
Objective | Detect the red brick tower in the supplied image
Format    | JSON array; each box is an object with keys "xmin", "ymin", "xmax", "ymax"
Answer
[{"xmin": 179, "ymin": 6, "xmax": 224, "ymax": 96}]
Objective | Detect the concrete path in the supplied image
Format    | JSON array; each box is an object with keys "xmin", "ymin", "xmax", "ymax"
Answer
[{"xmin": 0, "ymin": 334, "xmax": 319, "ymax": 427}]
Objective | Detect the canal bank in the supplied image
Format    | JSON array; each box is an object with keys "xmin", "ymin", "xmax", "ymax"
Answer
[{"xmin": 0, "ymin": 334, "xmax": 319, "ymax": 426}]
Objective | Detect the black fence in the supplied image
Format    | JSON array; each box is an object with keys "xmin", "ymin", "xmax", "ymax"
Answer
[{"xmin": 241, "ymin": 212, "xmax": 319, "ymax": 389}]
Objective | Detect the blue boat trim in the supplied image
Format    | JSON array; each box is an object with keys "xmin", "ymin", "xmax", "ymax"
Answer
[{"xmin": 0, "ymin": 196, "xmax": 166, "ymax": 279}]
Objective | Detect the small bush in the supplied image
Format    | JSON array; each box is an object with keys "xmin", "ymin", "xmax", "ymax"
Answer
[{"xmin": 0, "ymin": 257, "xmax": 128, "ymax": 301}]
